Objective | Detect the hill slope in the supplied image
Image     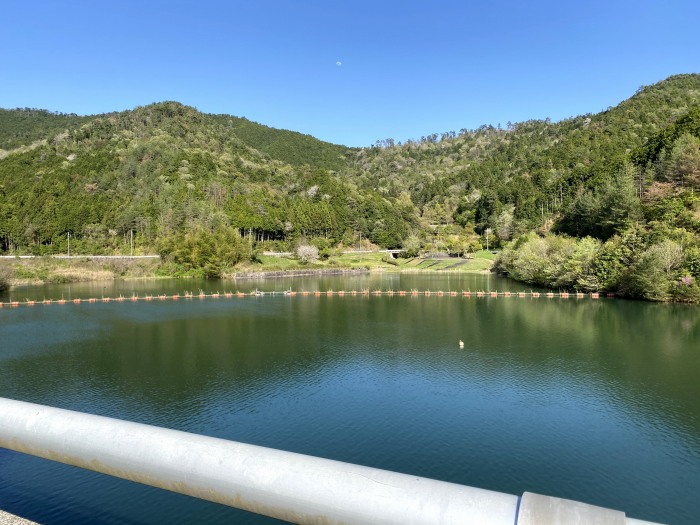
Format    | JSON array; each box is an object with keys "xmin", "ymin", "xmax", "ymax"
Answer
[
  {"xmin": 0, "ymin": 101, "xmax": 407, "ymax": 268},
  {"xmin": 0, "ymin": 103, "xmax": 352, "ymax": 171},
  {"xmin": 341, "ymin": 74, "xmax": 700, "ymax": 235},
  {"xmin": 1, "ymin": 75, "xmax": 700, "ymax": 298},
  {"xmin": 0, "ymin": 108, "xmax": 90, "ymax": 151}
]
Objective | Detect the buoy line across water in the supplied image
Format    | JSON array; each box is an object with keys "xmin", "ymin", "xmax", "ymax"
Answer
[{"xmin": 0, "ymin": 290, "xmax": 613, "ymax": 309}]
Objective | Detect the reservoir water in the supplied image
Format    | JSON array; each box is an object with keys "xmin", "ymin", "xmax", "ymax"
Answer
[{"xmin": 1, "ymin": 273, "xmax": 699, "ymax": 524}]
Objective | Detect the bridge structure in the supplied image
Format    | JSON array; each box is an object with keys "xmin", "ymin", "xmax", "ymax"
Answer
[{"xmin": 0, "ymin": 397, "xmax": 660, "ymax": 525}]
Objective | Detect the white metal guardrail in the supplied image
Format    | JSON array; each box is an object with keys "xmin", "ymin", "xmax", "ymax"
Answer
[{"xmin": 0, "ymin": 398, "xmax": 661, "ymax": 525}]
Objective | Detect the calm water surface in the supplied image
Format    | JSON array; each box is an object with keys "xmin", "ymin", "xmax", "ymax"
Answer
[{"xmin": 1, "ymin": 274, "xmax": 699, "ymax": 524}]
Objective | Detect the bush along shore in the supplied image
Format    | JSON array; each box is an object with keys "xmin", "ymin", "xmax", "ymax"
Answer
[{"xmin": 495, "ymin": 230, "xmax": 700, "ymax": 303}]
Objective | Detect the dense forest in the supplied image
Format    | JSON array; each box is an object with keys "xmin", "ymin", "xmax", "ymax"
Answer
[{"xmin": 1, "ymin": 74, "xmax": 700, "ymax": 300}]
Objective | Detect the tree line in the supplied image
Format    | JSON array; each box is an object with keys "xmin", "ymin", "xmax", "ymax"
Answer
[{"xmin": 1, "ymin": 76, "xmax": 700, "ymax": 300}]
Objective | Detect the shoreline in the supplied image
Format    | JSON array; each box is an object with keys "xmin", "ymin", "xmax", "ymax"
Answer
[
  {"xmin": 1, "ymin": 255, "xmax": 496, "ymax": 290},
  {"xmin": 232, "ymin": 268, "xmax": 370, "ymax": 280},
  {"xmin": 3, "ymin": 266, "xmax": 494, "ymax": 290}
]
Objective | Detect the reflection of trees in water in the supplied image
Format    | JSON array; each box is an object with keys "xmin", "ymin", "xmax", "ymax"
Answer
[
  {"xmin": 492, "ymin": 298, "xmax": 700, "ymax": 437},
  {"xmin": 1, "ymin": 294, "xmax": 698, "ymax": 438}
]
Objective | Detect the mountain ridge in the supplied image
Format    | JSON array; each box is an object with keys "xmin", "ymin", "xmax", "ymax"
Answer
[
  {"xmin": 0, "ymin": 101, "xmax": 353, "ymax": 171},
  {"xmin": 2, "ymin": 74, "xmax": 700, "ymax": 300}
]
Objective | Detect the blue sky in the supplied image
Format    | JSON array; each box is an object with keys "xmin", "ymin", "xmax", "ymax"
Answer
[{"xmin": 1, "ymin": 1, "xmax": 699, "ymax": 147}]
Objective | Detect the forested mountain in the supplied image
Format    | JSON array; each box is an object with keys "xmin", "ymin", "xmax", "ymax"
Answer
[
  {"xmin": 0, "ymin": 101, "xmax": 408, "ymax": 272},
  {"xmin": 0, "ymin": 103, "xmax": 351, "ymax": 169},
  {"xmin": 1, "ymin": 75, "xmax": 700, "ymax": 299},
  {"xmin": 343, "ymin": 74, "xmax": 700, "ymax": 236},
  {"xmin": 340, "ymin": 74, "xmax": 700, "ymax": 301},
  {"xmin": 0, "ymin": 108, "xmax": 91, "ymax": 151}
]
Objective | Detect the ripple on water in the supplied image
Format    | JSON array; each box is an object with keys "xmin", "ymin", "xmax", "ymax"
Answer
[{"xmin": 1, "ymin": 282, "xmax": 699, "ymax": 525}]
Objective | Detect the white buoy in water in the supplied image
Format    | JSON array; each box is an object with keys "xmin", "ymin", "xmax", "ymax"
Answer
[{"xmin": 459, "ymin": 340, "xmax": 464, "ymax": 349}]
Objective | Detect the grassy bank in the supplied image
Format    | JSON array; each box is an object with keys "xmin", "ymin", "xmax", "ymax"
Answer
[
  {"xmin": 0, "ymin": 257, "xmax": 162, "ymax": 287},
  {"xmin": 394, "ymin": 252, "xmax": 495, "ymax": 272},
  {"xmin": 0, "ymin": 252, "xmax": 495, "ymax": 289},
  {"xmin": 232, "ymin": 251, "xmax": 495, "ymax": 275}
]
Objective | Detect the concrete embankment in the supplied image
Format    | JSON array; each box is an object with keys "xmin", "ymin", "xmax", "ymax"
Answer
[
  {"xmin": 233, "ymin": 268, "xmax": 370, "ymax": 279},
  {"xmin": 0, "ymin": 510, "xmax": 38, "ymax": 525}
]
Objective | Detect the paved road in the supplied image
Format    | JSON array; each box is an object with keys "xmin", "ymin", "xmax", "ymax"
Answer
[{"xmin": 262, "ymin": 250, "xmax": 403, "ymax": 256}]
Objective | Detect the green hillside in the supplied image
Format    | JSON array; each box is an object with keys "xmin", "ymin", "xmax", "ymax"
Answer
[
  {"xmin": 341, "ymin": 74, "xmax": 700, "ymax": 235},
  {"xmin": 2, "ymin": 75, "xmax": 700, "ymax": 300},
  {"xmin": 0, "ymin": 101, "xmax": 407, "ymax": 277},
  {"xmin": 209, "ymin": 113, "xmax": 352, "ymax": 171},
  {"xmin": 0, "ymin": 103, "xmax": 352, "ymax": 171},
  {"xmin": 0, "ymin": 108, "xmax": 90, "ymax": 151},
  {"xmin": 336, "ymin": 74, "xmax": 700, "ymax": 301}
]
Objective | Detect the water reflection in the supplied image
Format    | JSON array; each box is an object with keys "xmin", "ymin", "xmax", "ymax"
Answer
[
  {"xmin": 6, "ymin": 272, "xmax": 520, "ymax": 301},
  {"xmin": 0, "ymin": 275, "xmax": 698, "ymax": 524}
]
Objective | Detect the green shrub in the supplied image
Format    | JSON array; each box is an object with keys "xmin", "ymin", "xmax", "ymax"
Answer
[
  {"xmin": 671, "ymin": 276, "xmax": 700, "ymax": 302},
  {"xmin": 0, "ymin": 265, "xmax": 11, "ymax": 293},
  {"xmin": 621, "ymin": 240, "xmax": 683, "ymax": 301},
  {"xmin": 159, "ymin": 226, "xmax": 251, "ymax": 278},
  {"xmin": 496, "ymin": 233, "xmax": 602, "ymax": 291}
]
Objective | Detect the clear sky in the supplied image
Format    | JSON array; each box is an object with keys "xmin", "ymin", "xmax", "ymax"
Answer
[{"xmin": 1, "ymin": 1, "xmax": 699, "ymax": 147}]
